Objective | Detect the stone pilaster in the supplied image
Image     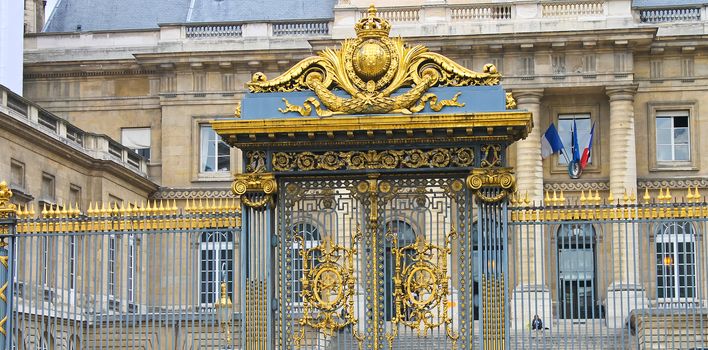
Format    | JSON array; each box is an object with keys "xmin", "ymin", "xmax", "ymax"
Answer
[{"xmin": 510, "ymin": 89, "xmax": 551, "ymax": 330}]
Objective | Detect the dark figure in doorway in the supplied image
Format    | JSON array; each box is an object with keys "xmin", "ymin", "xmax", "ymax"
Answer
[{"xmin": 532, "ymin": 315, "xmax": 544, "ymax": 331}]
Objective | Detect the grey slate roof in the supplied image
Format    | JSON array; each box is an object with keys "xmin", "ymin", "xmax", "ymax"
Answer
[
  {"xmin": 45, "ymin": 0, "xmax": 337, "ymax": 33},
  {"xmin": 633, "ymin": 0, "xmax": 708, "ymax": 8}
]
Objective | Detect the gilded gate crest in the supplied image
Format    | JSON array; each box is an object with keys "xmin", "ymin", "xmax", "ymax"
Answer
[{"xmin": 247, "ymin": 5, "xmax": 501, "ymax": 116}]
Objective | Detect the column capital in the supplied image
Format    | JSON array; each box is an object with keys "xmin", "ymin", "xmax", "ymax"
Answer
[
  {"xmin": 511, "ymin": 88, "xmax": 544, "ymax": 105},
  {"xmin": 606, "ymin": 84, "xmax": 638, "ymax": 102}
]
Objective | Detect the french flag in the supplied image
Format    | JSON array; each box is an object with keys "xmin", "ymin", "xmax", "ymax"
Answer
[
  {"xmin": 541, "ymin": 124, "xmax": 564, "ymax": 159},
  {"xmin": 580, "ymin": 123, "xmax": 595, "ymax": 169}
]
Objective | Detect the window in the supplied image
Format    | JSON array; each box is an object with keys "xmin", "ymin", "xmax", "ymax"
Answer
[
  {"xmin": 194, "ymin": 72, "xmax": 206, "ymax": 92},
  {"xmin": 69, "ymin": 235, "xmax": 76, "ymax": 291},
  {"xmin": 656, "ymin": 111, "xmax": 690, "ymax": 162},
  {"xmin": 69, "ymin": 184, "xmax": 81, "ymax": 210},
  {"xmin": 40, "ymin": 173, "xmax": 55, "ymax": 203},
  {"xmin": 556, "ymin": 223, "xmax": 600, "ymax": 319},
  {"xmin": 121, "ymin": 127, "xmax": 151, "ymax": 160},
  {"xmin": 655, "ymin": 222, "xmax": 696, "ymax": 304},
  {"xmin": 682, "ymin": 57, "xmax": 694, "ymax": 78},
  {"xmin": 552, "ymin": 54, "xmax": 566, "ymax": 75},
  {"xmin": 292, "ymin": 223, "xmax": 320, "ymax": 297},
  {"xmin": 200, "ymin": 125, "xmax": 230, "ymax": 173},
  {"xmin": 199, "ymin": 231, "xmax": 234, "ymax": 305},
  {"xmin": 583, "ymin": 54, "xmax": 596, "ymax": 73},
  {"xmin": 520, "ymin": 56, "xmax": 534, "ymax": 76},
  {"xmin": 108, "ymin": 234, "xmax": 116, "ymax": 297},
  {"xmin": 651, "ymin": 60, "xmax": 663, "ymax": 80},
  {"xmin": 127, "ymin": 234, "xmax": 136, "ymax": 303},
  {"xmin": 222, "ymin": 73, "xmax": 235, "ymax": 91},
  {"xmin": 10, "ymin": 160, "xmax": 25, "ymax": 190},
  {"xmin": 557, "ymin": 114, "xmax": 592, "ymax": 165},
  {"xmin": 291, "ymin": 223, "xmax": 321, "ymax": 304}
]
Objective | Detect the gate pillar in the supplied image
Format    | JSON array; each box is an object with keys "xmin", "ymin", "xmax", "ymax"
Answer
[
  {"xmin": 0, "ymin": 182, "xmax": 17, "ymax": 350},
  {"xmin": 232, "ymin": 172, "xmax": 278, "ymax": 349}
]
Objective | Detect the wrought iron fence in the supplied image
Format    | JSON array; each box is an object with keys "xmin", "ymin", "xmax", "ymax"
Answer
[
  {"xmin": 3, "ymin": 197, "xmax": 242, "ymax": 350},
  {"xmin": 507, "ymin": 188, "xmax": 708, "ymax": 349}
]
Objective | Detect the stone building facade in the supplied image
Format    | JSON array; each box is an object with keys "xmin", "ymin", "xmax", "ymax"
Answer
[{"xmin": 7, "ymin": 0, "xmax": 708, "ymax": 347}]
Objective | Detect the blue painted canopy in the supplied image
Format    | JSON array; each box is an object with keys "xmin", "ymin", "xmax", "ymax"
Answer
[{"xmin": 241, "ymin": 85, "xmax": 508, "ymax": 120}]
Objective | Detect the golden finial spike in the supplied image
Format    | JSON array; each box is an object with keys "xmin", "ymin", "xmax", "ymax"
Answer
[
  {"xmin": 159, "ymin": 200, "xmax": 165, "ymax": 214},
  {"xmin": 41, "ymin": 202, "xmax": 48, "ymax": 217},
  {"xmin": 666, "ymin": 188, "xmax": 672, "ymax": 202},
  {"xmin": 120, "ymin": 201, "xmax": 127, "ymax": 216},
  {"xmin": 29, "ymin": 203, "xmax": 36, "ymax": 217},
  {"xmin": 580, "ymin": 190, "xmax": 586, "ymax": 205},
  {"xmin": 622, "ymin": 189, "xmax": 629, "ymax": 204},
  {"xmin": 607, "ymin": 190, "xmax": 614, "ymax": 204},
  {"xmin": 218, "ymin": 198, "xmax": 224, "ymax": 212},
  {"xmin": 559, "ymin": 189, "xmax": 565, "ymax": 205},
  {"xmin": 643, "ymin": 187, "xmax": 651, "ymax": 204},
  {"xmin": 695, "ymin": 185, "xmax": 701, "ymax": 202},
  {"xmin": 544, "ymin": 190, "xmax": 551, "ymax": 205},
  {"xmin": 551, "ymin": 190, "xmax": 558, "ymax": 205},
  {"xmin": 185, "ymin": 198, "xmax": 191, "ymax": 212},
  {"xmin": 629, "ymin": 190, "xmax": 636, "ymax": 203},
  {"xmin": 198, "ymin": 198, "xmax": 204, "ymax": 212},
  {"xmin": 524, "ymin": 191, "xmax": 530, "ymax": 206},
  {"xmin": 658, "ymin": 188, "xmax": 665, "ymax": 202},
  {"xmin": 687, "ymin": 186, "xmax": 694, "ymax": 202},
  {"xmin": 171, "ymin": 199, "xmax": 178, "ymax": 213}
]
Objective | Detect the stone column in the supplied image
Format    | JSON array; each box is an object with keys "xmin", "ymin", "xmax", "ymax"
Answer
[
  {"xmin": 607, "ymin": 85, "xmax": 638, "ymax": 199},
  {"xmin": 605, "ymin": 85, "xmax": 646, "ymax": 328},
  {"xmin": 510, "ymin": 89, "xmax": 551, "ymax": 330}
]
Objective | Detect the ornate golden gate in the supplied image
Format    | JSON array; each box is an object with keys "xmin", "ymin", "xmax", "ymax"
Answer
[{"xmin": 212, "ymin": 6, "xmax": 531, "ymax": 349}]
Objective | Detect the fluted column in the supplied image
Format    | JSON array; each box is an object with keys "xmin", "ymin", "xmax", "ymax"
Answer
[
  {"xmin": 514, "ymin": 89, "xmax": 545, "ymax": 204},
  {"xmin": 605, "ymin": 85, "xmax": 645, "ymax": 329},
  {"xmin": 607, "ymin": 85, "xmax": 638, "ymax": 199},
  {"xmin": 510, "ymin": 89, "xmax": 551, "ymax": 330}
]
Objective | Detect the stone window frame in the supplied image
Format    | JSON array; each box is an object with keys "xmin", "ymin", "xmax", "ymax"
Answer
[
  {"xmin": 548, "ymin": 104, "xmax": 602, "ymax": 175},
  {"xmin": 647, "ymin": 101, "xmax": 699, "ymax": 172},
  {"xmin": 197, "ymin": 230, "xmax": 235, "ymax": 307},
  {"xmin": 191, "ymin": 116, "xmax": 235, "ymax": 183}
]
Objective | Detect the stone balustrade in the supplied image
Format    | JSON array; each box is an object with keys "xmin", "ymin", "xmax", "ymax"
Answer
[
  {"xmin": 639, "ymin": 7, "xmax": 701, "ymax": 23},
  {"xmin": 364, "ymin": 7, "xmax": 420, "ymax": 22},
  {"xmin": 272, "ymin": 21, "xmax": 329, "ymax": 36},
  {"xmin": 541, "ymin": 1, "xmax": 605, "ymax": 17},
  {"xmin": 185, "ymin": 24, "xmax": 243, "ymax": 39},
  {"xmin": 0, "ymin": 86, "xmax": 150, "ymax": 175},
  {"xmin": 450, "ymin": 4, "xmax": 513, "ymax": 21}
]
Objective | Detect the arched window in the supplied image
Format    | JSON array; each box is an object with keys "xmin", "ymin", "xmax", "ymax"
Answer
[
  {"xmin": 199, "ymin": 230, "xmax": 234, "ymax": 305},
  {"xmin": 291, "ymin": 222, "xmax": 321, "ymax": 304},
  {"xmin": 68, "ymin": 335, "xmax": 81, "ymax": 350},
  {"xmin": 655, "ymin": 222, "xmax": 697, "ymax": 303}
]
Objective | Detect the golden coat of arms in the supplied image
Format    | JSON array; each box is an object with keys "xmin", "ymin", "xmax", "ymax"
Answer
[{"xmin": 247, "ymin": 5, "xmax": 502, "ymax": 117}]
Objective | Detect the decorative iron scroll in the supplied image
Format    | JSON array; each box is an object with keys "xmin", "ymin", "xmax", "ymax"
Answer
[
  {"xmin": 294, "ymin": 232, "xmax": 363, "ymax": 345},
  {"xmin": 386, "ymin": 226, "xmax": 459, "ymax": 348},
  {"xmin": 273, "ymin": 148, "xmax": 475, "ymax": 172},
  {"xmin": 247, "ymin": 5, "xmax": 499, "ymax": 116},
  {"xmin": 232, "ymin": 173, "xmax": 277, "ymax": 208},
  {"xmin": 466, "ymin": 167, "xmax": 516, "ymax": 203}
]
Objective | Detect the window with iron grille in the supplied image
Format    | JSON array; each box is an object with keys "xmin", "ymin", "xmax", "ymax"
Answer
[
  {"xmin": 656, "ymin": 222, "xmax": 697, "ymax": 303},
  {"xmin": 199, "ymin": 231, "xmax": 234, "ymax": 305}
]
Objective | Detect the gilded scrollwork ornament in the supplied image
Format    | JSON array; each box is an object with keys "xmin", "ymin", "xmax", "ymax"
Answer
[
  {"xmin": 231, "ymin": 173, "xmax": 277, "ymax": 208},
  {"xmin": 272, "ymin": 148, "xmax": 474, "ymax": 172},
  {"xmin": 293, "ymin": 232, "xmax": 363, "ymax": 346},
  {"xmin": 248, "ymin": 5, "xmax": 500, "ymax": 117},
  {"xmin": 466, "ymin": 167, "xmax": 516, "ymax": 203},
  {"xmin": 386, "ymin": 226, "xmax": 459, "ymax": 348}
]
